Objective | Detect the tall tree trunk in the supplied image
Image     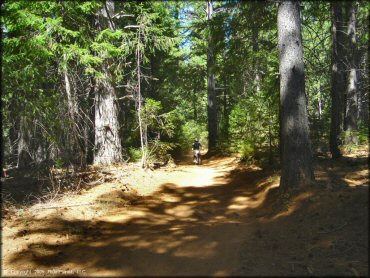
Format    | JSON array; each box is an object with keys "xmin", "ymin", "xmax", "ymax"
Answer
[
  {"xmin": 85, "ymin": 77, "xmax": 96, "ymax": 165},
  {"xmin": 93, "ymin": 0, "xmax": 122, "ymax": 165},
  {"xmin": 268, "ymin": 112, "xmax": 273, "ymax": 165},
  {"xmin": 63, "ymin": 54, "xmax": 78, "ymax": 120},
  {"xmin": 9, "ymin": 113, "xmax": 19, "ymax": 167},
  {"xmin": 17, "ymin": 116, "xmax": 32, "ymax": 168},
  {"xmin": 359, "ymin": 49, "xmax": 369, "ymax": 125},
  {"xmin": 222, "ymin": 82, "xmax": 229, "ymax": 140},
  {"xmin": 277, "ymin": 1, "xmax": 314, "ymax": 189},
  {"xmin": 344, "ymin": 1, "xmax": 359, "ymax": 144},
  {"xmin": 252, "ymin": 22, "xmax": 261, "ymax": 94},
  {"xmin": 136, "ymin": 28, "xmax": 148, "ymax": 169},
  {"xmin": 329, "ymin": 1, "xmax": 344, "ymax": 159},
  {"xmin": 193, "ymin": 89, "xmax": 198, "ymax": 120},
  {"xmin": 63, "ymin": 53, "xmax": 81, "ymax": 165},
  {"xmin": 94, "ymin": 71, "xmax": 122, "ymax": 165},
  {"xmin": 318, "ymin": 80, "xmax": 322, "ymax": 120},
  {"xmin": 206, "ymin": 0, "xmax": 218, "ymax": 152},
  {"xmin": 1, "ymin": 115, "xmax": 5, "ymax": 176}
]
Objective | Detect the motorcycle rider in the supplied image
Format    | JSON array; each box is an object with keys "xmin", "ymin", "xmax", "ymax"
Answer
[{"xmin": 192, "ymin": 138, "xmax": 202, "ymax": 164}]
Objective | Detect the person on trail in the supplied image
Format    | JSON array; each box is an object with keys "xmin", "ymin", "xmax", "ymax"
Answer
[{"xmin": 192, "ymin": 139, "xmax": 202, "ymax": 164}]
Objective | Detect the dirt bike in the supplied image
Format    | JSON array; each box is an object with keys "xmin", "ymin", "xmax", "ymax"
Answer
[{"xmin": 193, "ymin": 149, "xmax": 201, "ymax": 165}]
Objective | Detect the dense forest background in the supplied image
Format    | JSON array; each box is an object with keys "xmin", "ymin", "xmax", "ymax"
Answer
[
  {"xmin": 1, "ymin": 0, "xmax": 369, "ymax": 175},
  {"xmin": 1, "ymin": 1, "xmax": 369, "ymax": 276}
]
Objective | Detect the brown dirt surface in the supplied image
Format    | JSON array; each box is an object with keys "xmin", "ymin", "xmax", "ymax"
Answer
[{"xmin": 1, "ymin": 148, "xmax": 369, "ymax": 277}]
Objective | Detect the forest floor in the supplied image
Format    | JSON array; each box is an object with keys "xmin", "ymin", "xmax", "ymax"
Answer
[{"xmin": 1, "ymin": 146, "xmax": 369, "ymax": 277}]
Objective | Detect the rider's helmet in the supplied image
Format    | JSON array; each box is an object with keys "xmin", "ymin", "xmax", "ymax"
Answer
[{"xmin": 194, "ymin": 138, "xmax": 198, "ymax": 142}]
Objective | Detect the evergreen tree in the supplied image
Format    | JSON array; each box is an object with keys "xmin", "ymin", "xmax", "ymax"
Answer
[{"xmin": 277, "ymin": 1, "xmax": 314, "ymax": 188}]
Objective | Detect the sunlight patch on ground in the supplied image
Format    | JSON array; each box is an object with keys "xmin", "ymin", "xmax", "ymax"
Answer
[
  {"xmin": 343, "ymin": 178, "xmax": 368, "ymax": 187},
  {"xmin": 165, "ymin": 205, "xmax": 194, "ymax": 218},
  {"xmin": 229, "ymin": 182, "xmax": 280, "ymax": 213},
  {"xmin": 173, "ymin": 241, "xmax": 218, "ymax": 258},
  {"xmin": 102, "ymin": 209, "xmax": 147, "ymax": 223},
  {"xmin": 116, "ymin": 235, "xmax": 188, "ymax": 255},
  {"xmin": 214, "ymin": 270, "xmax": 231, "ymax": 276},
  {"xmin": 343, "ymin": 169, "xmax": 369, "ymax": 187},
  {"xmin": 161, "ymin": 194, "xmax": 181, "ymax": 202},
  {"xmin": 227, "ymin": 196, "xmax": 251, "ymax": 210},
  {"xmin": 175, "ymin": 167, "xmax": 220, "ymax": 187}
]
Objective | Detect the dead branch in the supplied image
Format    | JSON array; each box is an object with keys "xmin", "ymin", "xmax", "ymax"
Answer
[
  {"xmin": 124, "ymin": 25, "xmax": 143, "ymax": 29},
  {"xmin": 117, "ymin": 95, "xmax": 134, "ymax": 100},
  {"xmin": 29, "ymin": 202, "xmax": 94, "ymax": 211}
]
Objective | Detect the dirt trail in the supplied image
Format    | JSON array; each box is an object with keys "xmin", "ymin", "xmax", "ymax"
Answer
[{"xmin": 2, "ymin": 155, "xmax": 369, "ymax": 276}]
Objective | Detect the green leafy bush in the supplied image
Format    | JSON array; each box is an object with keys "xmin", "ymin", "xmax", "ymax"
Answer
[
  {"xmin": 128, "ymin": 147, "xmax": 142, "ymax": 162},
  {"xmin": 239, "ymin": 142, "xmax": 254, "ymax": 162},
  {"xmin": 147, "ymin": 139, "xmax": 176, "ymax": 163},
  {"xmin": 358, "ymin": 124, "xmax": 369, "ymax": 145}
]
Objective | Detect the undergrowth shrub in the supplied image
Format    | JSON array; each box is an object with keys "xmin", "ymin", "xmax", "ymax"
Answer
[{"xmin": 128, "ymin": 147, "xmax": 142, "ymax": 162}]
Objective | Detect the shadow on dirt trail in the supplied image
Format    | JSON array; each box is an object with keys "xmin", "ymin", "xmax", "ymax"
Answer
[{"xmin": 3, "ymin": 156, "xmax": 369, "ymax": 276}]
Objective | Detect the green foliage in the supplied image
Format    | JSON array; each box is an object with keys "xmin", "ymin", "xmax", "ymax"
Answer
[
  {"xmin": 301, "ymin": 2, "xmax": 332, "ymax": 146},
  {"xmin": 229, "ymin": 96, "xmax": 278, "ymax": 162},
  {"xmin": 358, "ymin": 124, "xmax": 369, "ymax": 145},
  {"xmin": 238, "ymin": 142, "xmax": 254, "ymax": 162},
  {"xmin": 2, "ymin": 0, "xmax": 368, "ymax": 169},
  {"xmin": 142, "ymin": 98, "xmax": 180, "ymax": 140},
  {"xmin": 179, "ymin": 121, "xmax": 208, "ymax": 151},
  {"xmin": 147, "ymin": 139, "xmax": 176, "ymax": 163},
  {"xmin": 54, "ymin": 158, "xmax": 64, "ymax": 169},
  {"xmin": 128, "ymin": 147, "xmax": 142, "ymax": 162}
]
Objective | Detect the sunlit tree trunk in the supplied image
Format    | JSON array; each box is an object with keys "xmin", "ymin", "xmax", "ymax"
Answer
[
  {"xmin": 63, "ymin": 54, "xmax": 78, "ymax": 121},
  {"xmin": 252, "ymin": 19, "xmax": 261, "ymax": 95},
  {"xmin": 62, "ymin": 53, "xmax": 81, "ymax": 165},
  {"xmin": 206, "ymin": 0, "xmax": 218, "ymax": 152},
  {"xmin": 278, "ymin": 1, "xmax": 314, "ymax": 189},
  {"xmin": 17, "ymin": 116, "xmax": 32, "ymax": 168},
  {"xmin": 93, "ymin": 0, "xmax": 122, "ymax": 165},
  {"xmin": 1, "ymin": 118, "xmax": 5, "ymax": 176},
  {"xmin": 222, "ymin": 81, "xmax": 229, "ymax": 140},
  {"xmin": 136, "ymin": 27, "xmax": 148, "ymax": 169},
  {"xmin": 193, "ymin": 89, "xmax": 198, "ymax": 120},
  {"xmin": 358, "ymin": 49, "xmax": 369, "ymax": 125},
  {"xmin": 9, "ymin": 110, "xmax": 19, "ymax": 166}
]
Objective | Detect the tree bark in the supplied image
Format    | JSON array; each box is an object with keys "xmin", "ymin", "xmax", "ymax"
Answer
[
  {"xmin": 63, "ymin": 53, "xmax": 82, "ymax": 165},
  {"xmin": 93, "ymin": 1, "xmax": 122, "ymax": 165},
  {"xmin": 252, "ymin": 22, "xmax": 261, "ymax": 94},
  {"xmin": 329, "ymin": 1, "xmax": 344, "ymax": 159},
  {"xmin": 1, "ymin": 116, "xmax": 5, "ymax": 176},
  {"xmin": 268, "ymin": 114, "xmax": 273, "ymax": 165},
  {"xmin": 318, "ymin": 80, "xmax": 322, "ymax": 119},
  {"xmin": 206, "ymin": 0, "xmax": 218, "ymax": 152},
  {"xmin": 136, "ymin": 28, "xmax": 148, "ymax": 169},
  {"xmin": 358, "ymin": 49, "xmax": 369, "ymax": 125},
  {"xmin": 9, "ymin": 112, "xmax": 19, "ymax": 166},
  {"xmin": 94, "ymin": 72, "xmax": 122, "ymax": 165},
  {"xmin": 193, "ymin": 89, "xmax": 197, "ymax": 120},
  {"xmin": 17, "ymin": 116, "xmax": 32, "ymax": 168},
  {"xmin": 85, "ymin": 77, "xmax": 95, "ymax": 165},
  {"xmin": 278, "ymin": 1, "xmax": 314, "ymax": 189},
  {"xmin": 63, "ymin": 54, "xmax": 78, "ymax": 120},
  {"xmin": 344, "ymin": 1, "xmax": 359, "ymax": 144},
  {"xmin": 222, "ymin": 82, "xmax": 229, "ymax": 140}
]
